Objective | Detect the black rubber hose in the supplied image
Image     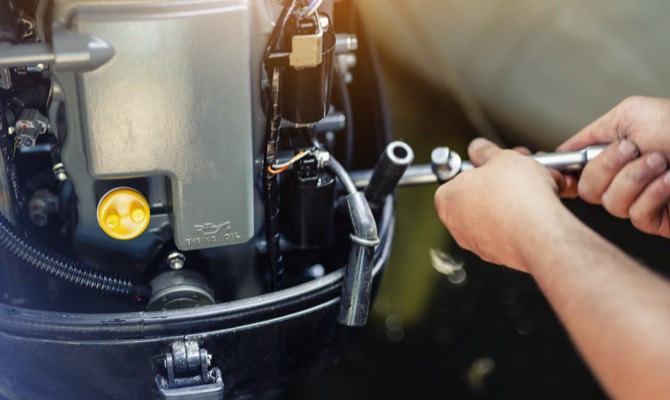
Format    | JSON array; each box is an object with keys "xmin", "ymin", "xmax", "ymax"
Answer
[
  {"xmin": 327, "ymin": 156, "xmax": 379, "ymax": 327},
  {"xmin": 0, "ymin": 211, "xmax": 151, "ymax": 300},
  {"xmin": 364, "ymin": 141, "xmax": 414, "ymax": 207}
]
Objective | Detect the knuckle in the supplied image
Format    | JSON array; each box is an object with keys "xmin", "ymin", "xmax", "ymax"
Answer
[
  {"xmin": 624, "ymin": 167, "xmax": 648, "ymax": 183},
  {"xmin": 600, "ymin": 147, "xmax": 631, "ymax": 172},
  {"xmin": 599, "ymin": 155, "xmax": 619, "ymax": 173},
  {"xmin": 601, "ymin": 192, "xmax": 627, "ymax": 218},
  {"xmin": 434, "ymin": 187, "xmax": 450, "ymax": 215},
  {"xmin": 629, "ymin": 205, "xmax": 658, "ymax": 234},
  {"xmin": 623, "ymin": 155, "xmax": 664, "ymax": 183},
  {"xmin": 578, "ymin": 180, "xmax": 598, "ymax": 203},
  {"xmin": 615, "ymin": 96, "xmax": 646, "ymax": 134},
  {"xmin": 621, "ymin": 95, "xmax": 644, "ymax": 107},
  {"xmin": 619, "ymin": 96, "xmax": 648, "ymax": 116}
]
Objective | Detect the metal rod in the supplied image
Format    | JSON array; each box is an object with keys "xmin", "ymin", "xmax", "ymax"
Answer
[
  {"xmin": 0, "ymin": 33, "xmax": 115, "ymax": 71},
  {"xmin": 352, "ymin": 144, "xmax": 608, "ymax": 189},
  {"xmin": 460, "ymin": 145, "xmax": 606, "ymax": 172},
  {"xmin": 350, "ymin": 164, "xmax": 434, "ymax": 189},
  {"xmin": 0, "ymin": 43, "xmax": 55, "ymax": 67}
]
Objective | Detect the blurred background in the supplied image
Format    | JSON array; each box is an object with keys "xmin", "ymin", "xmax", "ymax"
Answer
[{"xmin": 284, "ymin": 0, "xmax": 670, "ymax": 398}]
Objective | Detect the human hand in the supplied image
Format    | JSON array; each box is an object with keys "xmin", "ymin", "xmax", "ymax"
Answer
[
  {"xmin": 434, "ymin": 138, "xmax": 572, "ymax": 272},
  {"xmin": 558, "ymin": 96, "xmax": 670, "ymax": 238}
]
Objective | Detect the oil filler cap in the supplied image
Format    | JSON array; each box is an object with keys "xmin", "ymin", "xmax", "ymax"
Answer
[{"xmin": 97, "ymin": 188, "xmax": 150, "ymax": 240}]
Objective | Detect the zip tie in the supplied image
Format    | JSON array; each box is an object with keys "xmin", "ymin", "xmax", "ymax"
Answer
[{"xmin": 349, "ymin": 234, "xmax": 380, "ymax": 247}]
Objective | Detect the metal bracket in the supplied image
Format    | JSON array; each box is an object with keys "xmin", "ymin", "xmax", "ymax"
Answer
[
  {"xmin": 0, "ymin": 29, "xmax": 114, "ymax": 71},
  {"xmin": 155, "ymin": 340, "xmax": 224, "ymax": 400}
]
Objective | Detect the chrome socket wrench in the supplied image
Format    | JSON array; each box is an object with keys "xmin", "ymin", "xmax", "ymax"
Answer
[{"xmin": 351, "ymin": 144, "xmax": 608, "ymax": 189}]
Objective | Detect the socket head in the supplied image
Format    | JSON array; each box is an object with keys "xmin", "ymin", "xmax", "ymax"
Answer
[{"xmin": 431, "ymin": 147, "xmax": 462, "ymax": 183}]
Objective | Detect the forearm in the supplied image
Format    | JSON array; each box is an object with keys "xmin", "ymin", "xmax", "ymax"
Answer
[{"xmin": 521, "ymin": 208, "xmax": 670, "ymax": 399}]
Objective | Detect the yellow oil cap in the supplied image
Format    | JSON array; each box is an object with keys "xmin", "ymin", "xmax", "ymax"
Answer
[{"xmin": 97, "ymin": 188, "xmax": 150, "ymax": 240}]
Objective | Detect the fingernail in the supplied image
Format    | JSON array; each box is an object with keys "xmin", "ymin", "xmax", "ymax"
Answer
[
  {"xmin": 469, "ymin": 138, "xmax": 491, "ymax": 153},
  {"xmin": 645, "ymin": 153, "xmax": 666, "ymax": 170},
  {"xmin": 618, "ymin": 140, "xmax": 638, "ymax": 157}
]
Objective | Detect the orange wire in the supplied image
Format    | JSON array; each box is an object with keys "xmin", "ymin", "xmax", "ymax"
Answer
[
  {"xmin": 267, "ymin": 150, "xmax": 306, "ymax": 175},
  {"xmin": 268, "ymin": 165, "xmax": 289, "ymax": 175}
]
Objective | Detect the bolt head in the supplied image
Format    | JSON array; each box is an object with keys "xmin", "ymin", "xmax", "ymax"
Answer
[
  {"xmin": 431, "ymin": 147, "xmax": 461, "ymax": 182},
  {"xmin": 30, "ymin": 213, "xmax": 47, "ymax": 227},
  {"xmin": 167, "ymin": 252, "xmax": 186, "ymax": 271},
  {"xmin": 52, "ymin": 163, "xmax": 68, "ymax": 181}
]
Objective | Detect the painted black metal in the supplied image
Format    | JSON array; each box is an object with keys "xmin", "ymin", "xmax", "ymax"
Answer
[
  {"xmin": 155, "ymin": 340, "xmax": 224, "ymax": 400},
  {"xmin": 0, "ymin": 203, "xmax": 393, "ymax": 399}
]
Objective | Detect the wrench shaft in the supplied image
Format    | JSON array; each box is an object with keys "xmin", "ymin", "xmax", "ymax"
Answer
[
  {"xmin": 460, "ymin": 144, "xmax": 606, "ymax": 172},
  {"xmin": 352, "ymin": 144, "xmax": 607, "ymax": 190}
]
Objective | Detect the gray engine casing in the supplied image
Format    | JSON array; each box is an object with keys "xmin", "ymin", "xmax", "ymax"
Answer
[{"xmin": 47, "ymin": 0, "xmax": 333, "ymax": 257}]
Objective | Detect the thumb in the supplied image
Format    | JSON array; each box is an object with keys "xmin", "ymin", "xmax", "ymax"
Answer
[
  {"xmin": 468, "ymin": 138, "xmax": 502, "ymax": 167},
  {"xmin": 556, "ymin": 100, "xmax": 627, "ymax": 151}
]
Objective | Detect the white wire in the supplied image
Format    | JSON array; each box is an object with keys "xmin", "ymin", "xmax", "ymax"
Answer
[
  {"xmin": 272, "ymin": 149, "xmax": 313, "ymax": 169},
  {"xmin": 303, "ymin": 0, "xmax": 323, "ymax": 16}
]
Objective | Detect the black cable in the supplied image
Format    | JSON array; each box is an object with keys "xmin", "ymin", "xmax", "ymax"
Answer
[
  {"xmin": 328, "ymin": 156, "xmax": 357, "ymax": 195},
  {"xmin": 0, "ymin": 121, "xmax": 32, "ymax": 233},
  {"xmin": 266, "ymin": 0, "xmax": 300, "ymax": 56},
  {"xmin": 263, "ymin": 68, "xmax": 283, "ymax": 290},
  {"xmin": 332, "ymin": 70, "xmax": 354, "ymax": 169},
  {"xmin": 261, "ymin": 0, "xmax": 303, "ymax": 290}
]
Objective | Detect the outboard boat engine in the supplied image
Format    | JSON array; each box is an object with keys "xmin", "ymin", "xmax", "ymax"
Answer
[{"xmin": 0, "ymin": 1, "xmax": 406, "ymax": 398}]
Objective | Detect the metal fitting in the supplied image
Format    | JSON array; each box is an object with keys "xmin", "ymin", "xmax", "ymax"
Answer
[
  {"xmin": 167, "ymin": 252, "xmax": 186, "ymax": 271},
  {"xmin": 52, "ymin": 163, "xmax": 68, "ymax": 181},
  {"xmin": 28, "ymin": 189, "xmax": 59, "ymax": 227},
  {"xmin": 431, "ymin": 147, "xmax": 462, "ymax": 183},
  {"xmin": 314, "ymin": 149, "xmax": 331, "ymax": 169},
  {"xmin": 15, "ymin": 108, "xmax": 49, "ymax": 147},
  {"xmin": 335, "ymin": 34, "xmax": 358, "ymax": 54}
]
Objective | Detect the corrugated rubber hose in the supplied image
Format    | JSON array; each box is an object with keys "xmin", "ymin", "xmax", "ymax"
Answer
[{"xmin": 0, "ymin": 211, "xmax": 152, "ymax": 301}]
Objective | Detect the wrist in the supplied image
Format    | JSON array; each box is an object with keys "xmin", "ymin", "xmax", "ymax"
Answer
[{"xmin": 513, "ymin": 203, "xmax": 584, "ymax": 273}]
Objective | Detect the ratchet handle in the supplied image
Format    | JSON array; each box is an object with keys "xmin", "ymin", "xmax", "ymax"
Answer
[
  {"xmin": 460, "ymin": 144, "xmax": 607, "ymax": 173},
  {"xmin": 351, "ymin": 144, "xmax": 610, "ymax": 189}
]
